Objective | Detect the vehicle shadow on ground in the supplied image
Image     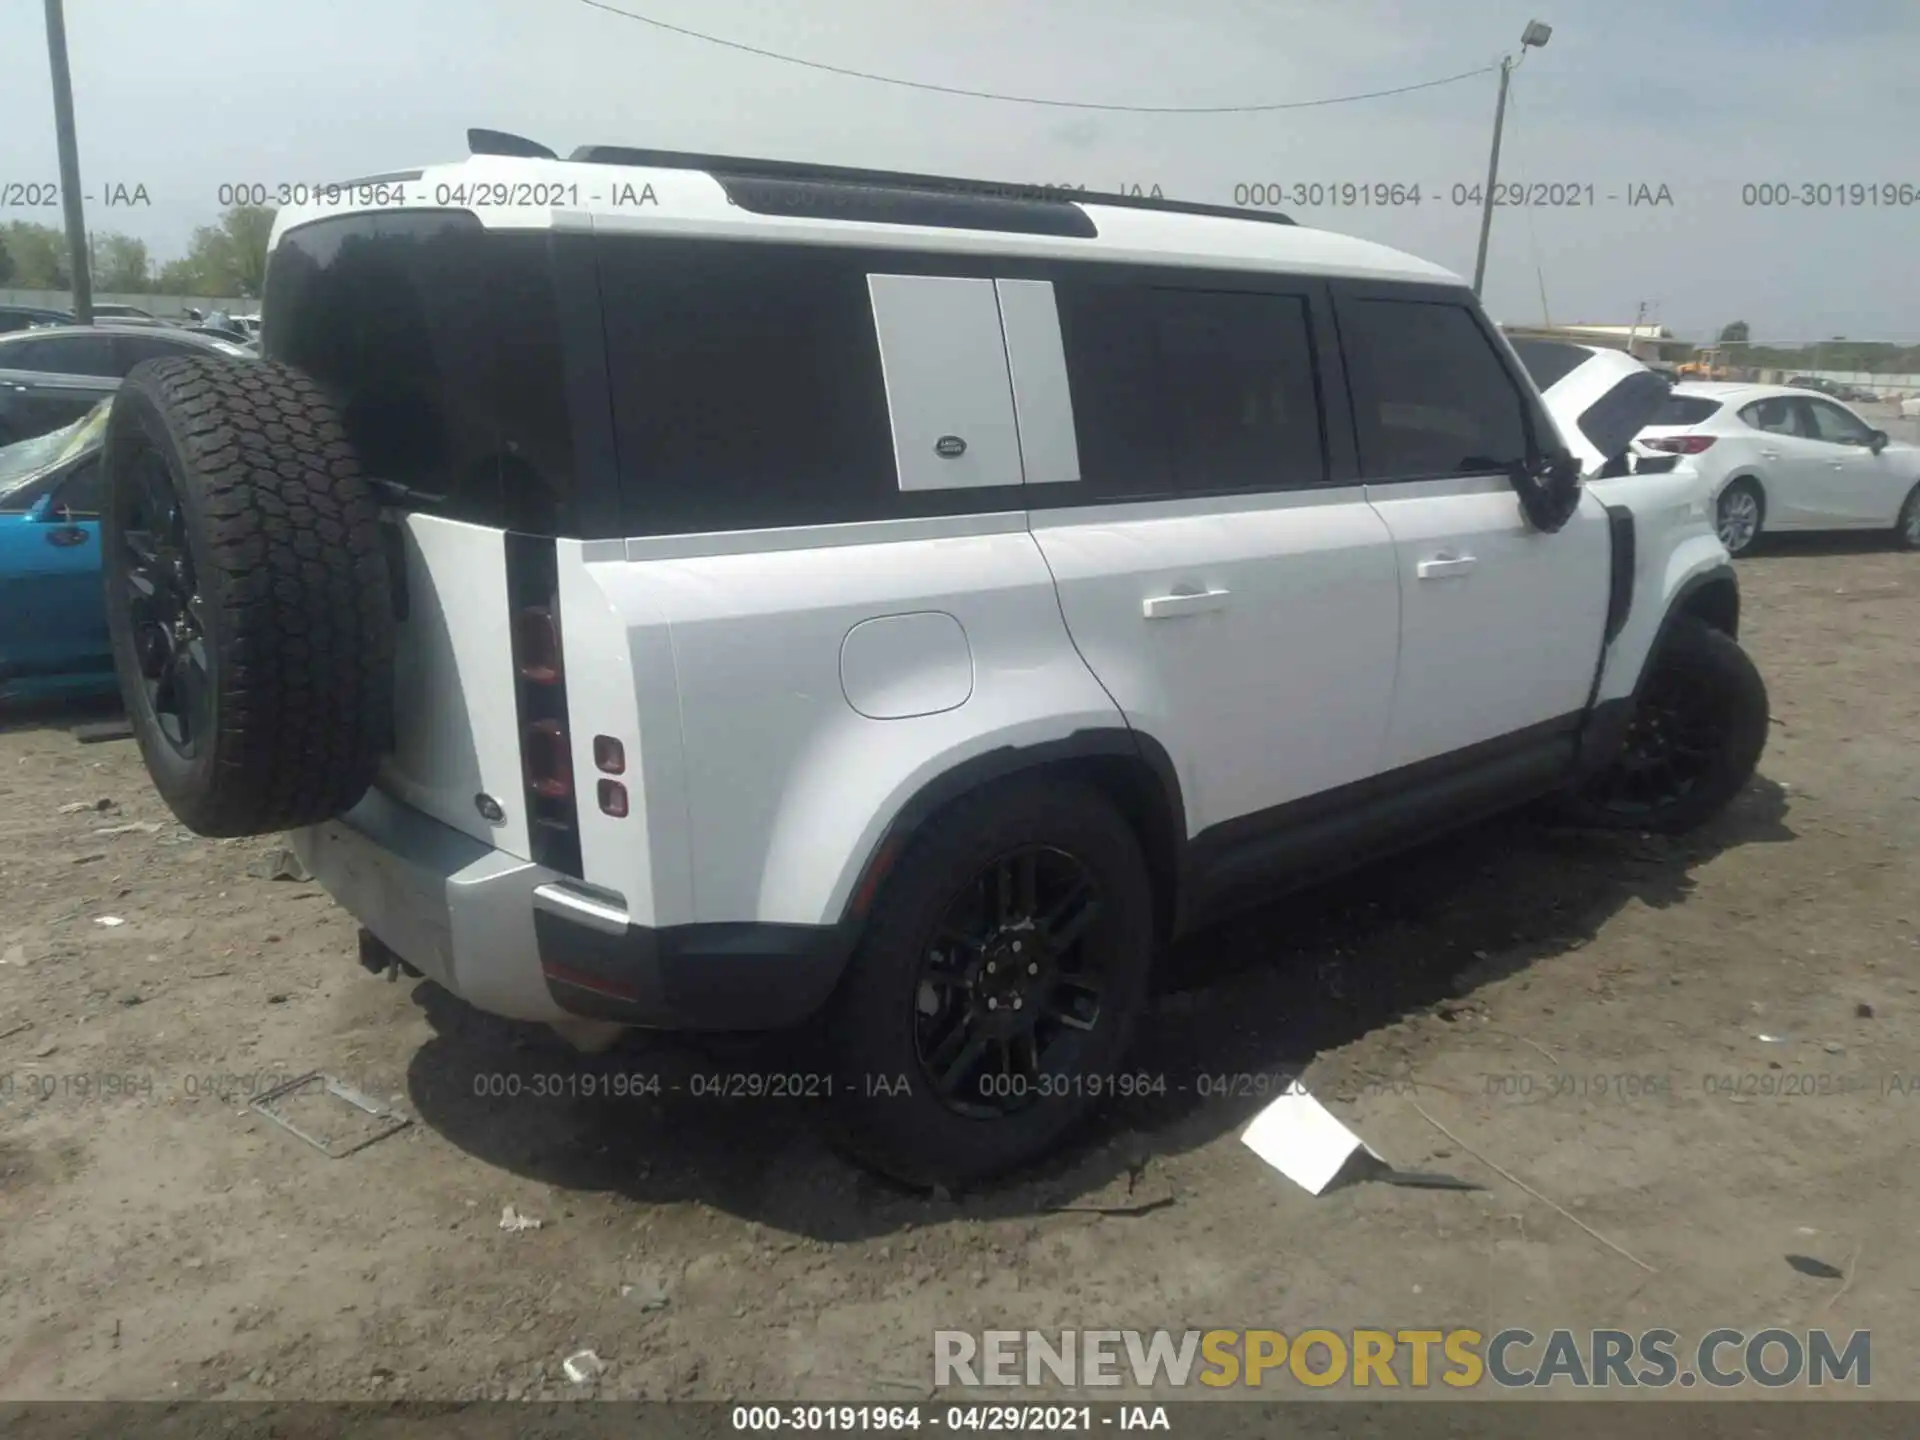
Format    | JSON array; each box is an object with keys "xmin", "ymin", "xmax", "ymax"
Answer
[
  {"xmin": 402, "ymin": 777, "xmax": 1793, "ymax": 1242},
  {"xmin": 0, "ymin": 692, "xmax": 124, "ymax": 736},
  {"xmin": 1746, "ymin": 531, "xmax": 1910, "ymax": 559}
]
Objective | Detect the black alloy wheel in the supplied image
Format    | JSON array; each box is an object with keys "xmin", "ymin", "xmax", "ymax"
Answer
[
  {"xmin": 119, "ymin": 440, "xmax": 210, "ymax": 759},
  {"xmin": 912, "ymin": 844, "xmax": 1107, "ymax": 1118}
]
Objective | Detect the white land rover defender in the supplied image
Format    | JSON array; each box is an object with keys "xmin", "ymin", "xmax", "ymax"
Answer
[{"xmin": 99, "ymin": 132, "xmax": 1767, "ymax": 1186}]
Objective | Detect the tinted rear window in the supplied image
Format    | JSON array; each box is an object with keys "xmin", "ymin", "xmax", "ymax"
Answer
[
  {"xmin": 1508, "ymin": 338, "xmax": 1590, "ymax": 392},
  {"xmin": 595, "ymin": 236, "xmax": 900, "ymax": 534},
  {"xmin": 1650, "ymin": 395, "xmax": 1723, "ymax": 426},
  {"xmin": 262, "ymin": 212, "xmax": 579, "ymax": 533},
  {"xmin": 1055, "ymin": 280, "xmax": 1328, "ymax": 499}
]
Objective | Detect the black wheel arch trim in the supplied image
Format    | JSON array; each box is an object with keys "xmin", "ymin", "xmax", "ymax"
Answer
[
  {"xmin": 1577, "ymin": 562, "xmax": 1739, "ymax": 778},
  {"xmin": 838, "ymin": 727, "xmax": 1187, "ymax": 931}
]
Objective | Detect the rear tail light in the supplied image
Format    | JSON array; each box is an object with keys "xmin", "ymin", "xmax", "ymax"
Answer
[
  {"xmin": 593, "ymin": 735, "xmax": 625, "ymax": 775},
  {"xmin": 516, "ymin": 605, "xmax": 562, "ymax": 684},
  {"xmin": 597, "ymin": 779, "xmax": 629, "ymax": 818},
  {"xmin": 1642, "ymin": 435, "xmax": 1717, "ymax": 454},
  {"xmin": 506, "ymin": 536, "xmax": 582, "ymax": 876},
  {"xmin": 525, "ymin": 719, "xmax": 572, "ymax": 799}
]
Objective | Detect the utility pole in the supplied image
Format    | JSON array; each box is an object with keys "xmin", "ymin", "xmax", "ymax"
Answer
[
  {"xmin": 1471, "ymin": 20, "xmax": 1553, "ymax": 299},
  {"xmin": 43, "ymin": 0, "xmax": 93, "ymax": 324}
]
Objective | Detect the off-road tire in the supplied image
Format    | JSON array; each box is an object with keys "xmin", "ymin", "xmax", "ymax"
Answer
[
  {"xmin": 1559, "ymin": 617, "xmax": 1769, "ymax": 834},
  {"xmin": 101, "ymin": 356, "xmax": 393, "ymax": 837},
  {"xmin": 820, "ymin": 779, "xmax": 1155, "ymax": 1189}
]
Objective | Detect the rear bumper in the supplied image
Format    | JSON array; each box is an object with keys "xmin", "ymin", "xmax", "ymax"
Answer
[{"xmin": 292, "ymin": 791, "xmax": 852, "ymax": 1031}]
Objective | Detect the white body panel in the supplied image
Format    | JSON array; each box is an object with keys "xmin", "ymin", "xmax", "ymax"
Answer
[
  {"xmin": 1585, "ymin": 466, "xmax": 1727, "ymax": 706},
  {"xmin": 569, "ymin": 517, "xmax": 1121, "ymax": 928},
  {"xmin": 379, "ymin": 515, "xmax": 531, "ymax": 855},
  {"xmin": 1365, "ymin": 478, "xmax": 1613, "ymax": 767},
  {"xmin": 868, "ymin": 274, "xmax": 1024, "ymax": 492},
  {"xmin": 1032, "ymin": 489, "xmax": 1400, "ymax": 836}
]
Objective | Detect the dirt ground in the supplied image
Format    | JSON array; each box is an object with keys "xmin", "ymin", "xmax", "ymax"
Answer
[{"xmin": 2, "ymin": 536, "xmax": 1916, "ymax": 1406}]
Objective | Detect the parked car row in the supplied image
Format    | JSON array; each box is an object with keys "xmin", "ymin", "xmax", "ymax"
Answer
[{"xmin": 0, "ymin": 324, "xmax": 254, "ymax": 445}]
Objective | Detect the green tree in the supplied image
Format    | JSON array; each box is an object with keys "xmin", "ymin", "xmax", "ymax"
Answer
[
  {"xmin": 1, "ymin": 221, "xmax": 72, "ymax": 288},
  {"xmin": 1717, "ymin": 320, "xmax": 1750, "ymax": 345},
  {"xmin": 175, "ymin": 205, "xmax": 276, "ymax": 298},
  {"xmin": 92, "ymin": 232, "xmax": 151, "ymax": 293},
  {"xmin": 0, "ymin": 234, "xmax": 13, "ymax": 286}
]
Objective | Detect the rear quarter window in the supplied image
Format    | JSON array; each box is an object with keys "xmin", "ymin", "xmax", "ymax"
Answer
[{"xmin": 1650, "ymin": 396, "xmax": 1723, "ymax": 426}]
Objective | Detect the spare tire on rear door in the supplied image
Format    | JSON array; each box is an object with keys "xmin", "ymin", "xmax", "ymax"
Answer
[{"xmin": 101, "ymin": 355, "xmax": 394, "ymax": 837}]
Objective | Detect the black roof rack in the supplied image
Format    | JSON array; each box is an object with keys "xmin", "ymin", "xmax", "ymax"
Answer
[{"xmin": 565, "ymin": 145, "xmax": 1295, "ymax": 229}]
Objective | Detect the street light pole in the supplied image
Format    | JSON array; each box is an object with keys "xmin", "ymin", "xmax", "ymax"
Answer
[
  {"xmin": 1469, "ymin": 56, "xmax": 1512, "ymax": 298},
  {"xmin": 43, "ymin": 0, "xmax": 93, "ymax": 324},
  {"xmin": 1471, "ymin": 19, "xmax": 1552, "ymax": 299}
]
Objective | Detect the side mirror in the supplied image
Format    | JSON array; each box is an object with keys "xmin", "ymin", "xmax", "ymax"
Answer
[{"xmin": 1868, "ymin": 430, "xmax": 1889, "ymax": 455}]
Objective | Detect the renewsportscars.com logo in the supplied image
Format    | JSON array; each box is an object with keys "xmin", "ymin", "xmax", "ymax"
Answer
[{"xmin": 933, "ymin": 1328, "xmax": 1871, "ymax": 1390}]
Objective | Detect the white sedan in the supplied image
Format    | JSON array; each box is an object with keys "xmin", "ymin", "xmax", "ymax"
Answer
[{"xmin": 1636, "ymin": 382, "xmax": 1920, "ymax": 555}]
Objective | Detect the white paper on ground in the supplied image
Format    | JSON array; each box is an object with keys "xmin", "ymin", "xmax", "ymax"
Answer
[{"xmin": 1240, "ymin": 1082, "xmax": 1385, "ymax": 1195}]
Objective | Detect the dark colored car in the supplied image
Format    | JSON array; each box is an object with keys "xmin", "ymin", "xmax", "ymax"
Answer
[
  {"xmin": 90, "ymin": 303, "xmax": 155, "ymax": 319},
  {"xmin": 0, "ymin": 324, "xmax": 253, "ymax": 444},
  {"xmin": 0, "ymin": 305, "xmax": 75, "ymax": 335}
]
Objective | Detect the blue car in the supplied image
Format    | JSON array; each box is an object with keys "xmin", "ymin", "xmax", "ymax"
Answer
[{"xmin": 0, "ymin": 400, "xmax": 116, "ymax": 702}]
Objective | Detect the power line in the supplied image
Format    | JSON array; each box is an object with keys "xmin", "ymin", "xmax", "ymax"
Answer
[{"xmin": 572, "ymin": 0, "xmax": 1498, "ymax": 114}]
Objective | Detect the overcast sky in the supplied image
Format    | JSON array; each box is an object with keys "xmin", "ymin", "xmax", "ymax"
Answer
[{"xmin": 3, "ymin": 0, "xmax": 1916, "ymax": 340}]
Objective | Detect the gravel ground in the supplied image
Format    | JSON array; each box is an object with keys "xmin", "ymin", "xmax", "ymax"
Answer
[{"xmin": 2, "ymin": 537, "xmax": 1917, "ymax": 1405}]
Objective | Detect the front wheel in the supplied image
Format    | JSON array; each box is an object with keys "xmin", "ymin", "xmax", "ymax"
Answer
[
  {"xmin": 1895, "ymin": 483, "xmax": 1920, "ymax": 551},
  {"xmin": 1560, "ymin": 617, "xmax": 1770, "ymax": 833},
  {"xmin": 820, "ymin": 779, "xmax": 1155, "ymax": 1188}
]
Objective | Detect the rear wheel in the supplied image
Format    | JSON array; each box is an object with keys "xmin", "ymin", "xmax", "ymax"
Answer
[
  {"xmin": 1895, "ymin": 483, "xmax": 1920, "ymax": 551},
  {"xmin": 1560, "ymin": 617, "xmax": 1769, "ymax": 833},
  {"xmin": 1716, "ymin": 479, "xmax": 1764, "ymax": 556},
  {"xmin": 821, "ymin": 779, "xmax": 1154, "ymax": 1188}
]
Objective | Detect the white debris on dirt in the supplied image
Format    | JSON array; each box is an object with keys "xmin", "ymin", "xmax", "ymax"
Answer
[
  {"xmin": 1240, "ymin": 1081, "xmax": 1385, "ymax": 1195},
  {"xmin": 93, "ymin": 916, "xmax": 126, "ymax": 928},
  {"xmin": 95, "ymin": 821, "xmax": 163, "ymax": 836},
  {"xmin": 561, "ymin": 1350, "xmax": 605, "ymax": 1384},
  {"xmin": 498, "ymin": 1205, "xmax": 543, "ymax": 1233}
]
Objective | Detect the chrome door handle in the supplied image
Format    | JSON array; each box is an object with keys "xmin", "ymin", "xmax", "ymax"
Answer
[
  {"xmin": 1142, "ymin": 588, "xmax": 1231, "ymax": 619},
  {"xmin": 1416, "ymin": 554, "xmax": 1477, "ymax": 579},
  {"xmin": 1759, "ymin": 449, "xmax": 1780, "ymax": 459}
]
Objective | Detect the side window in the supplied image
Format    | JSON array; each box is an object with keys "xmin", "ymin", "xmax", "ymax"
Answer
[
  {"xmin": 1152, "ymin": 289, "xmax": 1326, "ymax": 492},
  {"xmin": 1054, "ymin": 279, "xmax": 1326, "ymax": 500},
  {"xmin": 1803, "ymin": 398, "xmax": 1873, "ymax": 446},
  {"xmin": 1341, "ymin": 298, "xmax": 1530, "ymax": 480},
  {"xmin": 1054, "ymin": 281, "xmax": 1173, "ymax": 499},
  {"xmin": 1740, "ymin": 397, "xmax": 1801, "ymax": 436},
  {"xmin": 11, "ymin": 334, "xmax": 117, "ymax": 377},
  {"xmin": 597, "ymin": 237, "xmax": 899, "ymax": 534},
  {"xmin": 52, "ymin": 458, "xmax": 105, "ymax": 516}
]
